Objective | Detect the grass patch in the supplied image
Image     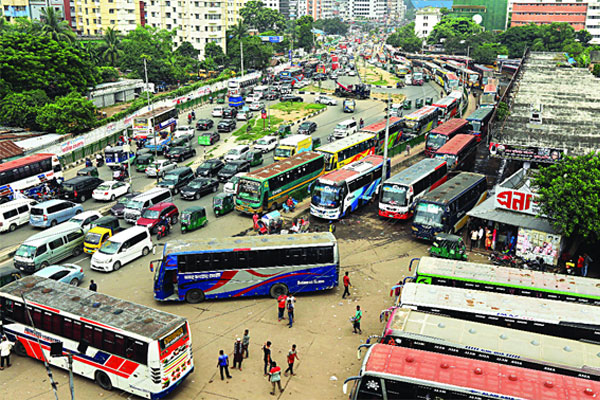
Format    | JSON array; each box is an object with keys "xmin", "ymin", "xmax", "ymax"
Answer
[
  {"xmin": 369, "ymin": 79, "xmax": 389, "ymax": 86},
  {"xmin": 271, "ymin": 102, "xmax": 326, "ymax": 114},
  {"xmin": 303, "ymin": 85, "xmax": 333, "ymax": 94},
  {"xmin": 232, "ymin": 116, "xmax": 285, "ymax": 142}
]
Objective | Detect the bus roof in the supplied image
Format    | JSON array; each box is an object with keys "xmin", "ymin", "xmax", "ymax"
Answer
[
  {"xmin": 0, "ymin": 153, "xmax": 54, "ymax": 172},
  {"xmin": 164, "ymin": 232, "xmax": 336, "ymax": 256},
  {"xmin": 466, "ymin": 107, "xmax": 493, "ymax": 121},
  {"xmin": 135, "ymin": 106, "xmax": 175, "ymax": 120},
  {"xmin": 363, "ymin": 344, "xmax": 600, "ymax": 399},
  {"xmin": 318, "ymin": 155, "xmax": 383, "ymax": 185},
  {"xmin": 405, "ymin": 106, "xmax": 438, "ymax": 120},
  {"xmin": 434, "ymin": 134, "xmax": 476, "ymax": 155},
  {"xmin": 0, "ymin": 275, "xmax": 185, "ymax": 340},
  {"xmin": 484, "ymin": 83, "xmax": 497, "ymax": 93},
  {"xmin": 387, "ymin": 307, "xmax": 600, "ymax": 373},
  {"xmin": 446, "ymin": 72, "xmax": 458, "ymax": 80},
  {"xmin": 431, "ymin": 96, "xmax": 458, "ymax": 108},
  {"xmin": 360, "ymin": 117, "xmax": 402, "ymax": 134},
  {"xmin": 384, "ymin": 158, "xmax": 446, "ymax": 187},
  {"xmin": 244, "ymin": 151, "xmax": 322, "ymax": 180},
  {"xmin": 316, "ymin": 132, "xmax": 376, "ymax": 154},
  {"xmin": 473, "ymin": 64, "xmax": 494, "ymax": 72},
  {"xmin": 430, "ymin": 118, "xmax": 468, "ymax": 136},
  {"xmin": 420, "ymin": 172, "xmax": 485, "ymax": 205}
]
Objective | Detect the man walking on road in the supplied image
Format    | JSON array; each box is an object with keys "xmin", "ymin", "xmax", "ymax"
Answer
[
  {"xmin": 233, "ymin": 338, "xmax": 244, "ymax": 370},
  {"xmin": 477, "ymin": 226, "xmax": 484, "ymax": 249},
  {"xmin": 353, "ymin": 305, "xmax": 363, "ymax": 334},
  {"xmin": 217, "ymin": 350, "xmax": 232, "ymax": 380},
  {"xmin": 0, "ymin": 336, "xmax": 13, "ymax": 370},
  {"xmin": 89, "ymin": 280, "xmax": 97, "ymax": 292},
  {"xmin": 268, "ymin": 362, "xmax": 284, "ymax": 395},
  {"xmin": 284, "ymin": 344, "xmax": 300, "ymax": 376},
  {"xmin": 242, "ymin": 329, "xmax": 250, "ymax": 358},
  {"xmin": 342, "ymin": 271, "xmax": 351, "ymax": 299},
  {"xmin": 277, "ymin": 294, "xmax": 287, "ymax": 321},
  {"xmin": 263, "ymin": 341, "xmax": 272, "ymax": 375}
]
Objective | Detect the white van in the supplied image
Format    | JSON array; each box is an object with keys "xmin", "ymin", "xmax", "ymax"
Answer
[
  {"xmin": 91, "ymin": 226, "xmax": 152, "ymax": 272},
  {"xmin": 123, "ymin": 188, "xmax": 172, "ymax": 223},
  {"xmin": 333, "ymin": 119, "xmax": 358, "ymax": 139},
  {"xmin": 0, "ymin": 199, "xmax": 37, "ymax": 233},
  {"xmin": 224, "ymin": 145, "xmax": 251, "ymax": 162}
]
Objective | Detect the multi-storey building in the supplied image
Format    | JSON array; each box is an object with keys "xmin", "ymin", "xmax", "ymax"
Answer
[
  {"xmin": 72, "ymin": 0, "xmax": 144, "ymax": 35},
  {"xmin": 415, "ymin": 6, "xmax": 441, "ymax": 38}
]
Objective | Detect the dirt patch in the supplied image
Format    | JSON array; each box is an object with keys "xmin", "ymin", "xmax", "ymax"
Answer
[{"xmin": 357, "ymin": 65, "xmax": 400, "ymax": 86}]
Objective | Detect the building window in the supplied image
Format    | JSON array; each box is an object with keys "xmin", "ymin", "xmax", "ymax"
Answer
[{"xmin": 109, "ymin": 8, "xmax": 114, "ymax": 13}]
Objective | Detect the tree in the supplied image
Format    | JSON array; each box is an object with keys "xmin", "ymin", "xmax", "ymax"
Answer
[
  {"xmin": 99, "ymin": 66, "xmax": 119, "ymax": 82},
  {"xmin": 592, "ymin": 64, "xmax": 600, "ymax": 77},
  {"xmin": 204, "ymin": 42, "xmax": 226, "ymax": 66},
  {"xmin": 387, "ymin": 23, "xmax": 422, "ymax": 52},
  {"xmin": 295, "ymin": 16, "xmax": 314, "ymax": 52},
  {"xmin": 119, "ymin": 26, "xmax": 176, "ymax": 83},
  {"xmin": 101, "ymin": 27, "xmax": 122, "ymax": 66},
  {"xmin": 0, "ymin": 90, "xmax": 50, "ymax": 129},
  {"xmin": 500, "ymin": 23, "xmax": 577, "ymax": 58},
  {"xmin": 239, "ymin": 1, "xmax": 285, "ymax": 32},
  {"xmin": 576, "ymin": 29, "xmax": 592, "ymax": 45},
  {"xmin": 427, "ymin": 16, "xmax": 483, "ymax": 45},
  {"xmin": 36, "ymin": 91, "xmax": 97, "ymax": 134},
  {"xmin": 534, "ymin": 153, "xmax": 600, "ymax": 243},
  {"xmin": 176, "ymin": 41, "xmax": 199, "ymax": 59},
  {"xmin": 313, "ymin": 18, "xmax": 348, "ymax": 36},
  {"xmin": 38, "ymin": 7, "xmax": 75, "ymax": 43},
  {"xmin": 472, "ymin": 43, "xmax": 508, "ymax": 64}
]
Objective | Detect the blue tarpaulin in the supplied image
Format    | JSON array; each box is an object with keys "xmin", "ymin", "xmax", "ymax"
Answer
[{"xmin": 411, "ymin": 0, "xmax": 453, "ymax": 8}]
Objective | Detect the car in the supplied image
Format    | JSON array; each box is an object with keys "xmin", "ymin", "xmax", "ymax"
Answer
[
  {"xmin": 136, "ymin": 202, "xmax": 179, "ymax": 233},
  {"xmin": 211, "ymin": 106, "xmax": 224, "ymax": 117},
  {"xmin": 145, "ymin": 159, "xmax": 177, "ymax": 178},
  {"xmin": 280, "ymin": 85, "xmax": 292, "ymax": 95},
  {"xmin": 348, "ymin": 70, "xmax": 357, "ymax": 76},
  {"xmin": 170, "ymin": 137, "xmax": 189, "ymax": 148},
  {"xmin": 313, "ymin": 73, "xmax": 327, "ymax": 81},
  {"xmin": 280, "ymin": 95, "xmax": 303, "ymax": 102},
  {"xmin": 61, "ymin": 176, "xmax": 104, "ymax": 203},
  {"xmin": 217, "ymin": 160, "xmax": 251, "ymax": 182},
  {"xmin": 223, "ymin": 107, "xmax": 238, "ymax": 119},
  {"xmin": 253, "ymin": 135, "xmax": 278, "ymax": 153},
  {"xmin": 180, "ymin": 178, "xmax": 220, "ymax": 200},
  {"xmin": 110, "ymin": 192, "xmax": 140, "ymax": 218},
  {"xmin": 92, "ymin": 181, "xmax": 131, "ymax": 201},
  {"xmin": 217, "ymin": 119, "xmax": 237, "ymax": 132},
  {"xmin": 329, "ymin": 72, "xmax": 338, "ymax": 80},
  {"xmin": 264, "ymin": 92, "xmax": 278, "ymax": 101},
  {"xmin": 196, "ymin": 119, "xmax": 214, "ymax": 131},
  {"xmin": 198, "ymin": 131, "xmax": 221, "ymax": 146},
  {"xmin": 246, "ymin": 94, "xmax": 260, "ymax": 103},
  {"xmin": 165, "ymin": 146, "xmax": 197, "ymax": 162},
  {"xmin": 237, "ymin": 110, "xmax": 253, "ymax": 121},
  {"xmin": 224, "ymin": 145, "xmax": 251, "ymax": 162},
  {"xmin": 29, "ymin": 200, "xmax": 84, "ymax": 228},
  {"xmin": 248, "ymin": 101, "xmax": 265, "ymax": 111},
  {"xmin": 315, "ymin": 95, "xmax": 338, "ymax": 106},
  {"xmin": 298, "ymin": 121, "xmax": 317, "ymax": 135},
  {"xmin": 34, "ymin": 264, "xmax": 85, "ymax": 286},
  {"xmin": 295, "ymin": 79, "xmax": 309, "ymax": 88},
  {"xmin": 68, "ymin": 210, "xmax": 103, "ymax": 233},
  {"xmin": 196, "ymin": 159, "xmax": 225, "ymax": 177},
  {"xmin": 173, "ymin": 125, "xmax": 195, "ymax": 141}
]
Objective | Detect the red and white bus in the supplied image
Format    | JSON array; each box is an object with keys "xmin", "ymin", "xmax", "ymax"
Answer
[
  {"xmin": 0, "ymin": 275, "xmax": 194, "ymax": 399},
  {"xmin": 431, "ymin": 93, "xmax": 461, "ymax": 122},
  {"xmin": 480, "ymin": 78, "xmax": 499, "ymax": 109},
  {"xmin": 0, "ymin": 153, "xmax": 63, "ymax": 203},
  {"xmin": 434, "ymin": 133, "xmax": 478, "ymax": 170},
  {"xmin": 344, "ymin": 344, "xmax": 600, "ymax": 400},
  {"xmin": 378, "ymin": 158, "xmax": 448, "ymax": 220},
  {"xmin": 424, "ymin": 118, "xmax": 469, "ymax": 157}
]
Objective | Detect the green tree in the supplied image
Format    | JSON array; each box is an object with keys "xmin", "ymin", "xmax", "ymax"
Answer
[
  {"xmin": 387, "ymin": 23, "xmax": 422, "ymax": 52},
  {"xmin": 204, "ymin": 42, "xmax": 226, "ymax": 66},
  {"xmin": 176, "ymin": 41, "xmax": 199, "ymax": 59},
  {"xmin": 495, "ymin": 101, "xmax": 509, "ymax": 122},
  {"xmin": 38, "ymin": 7, "xmax": 75, "ymax": 43},
  {"xmin": 101, "ymin": 27, "xmax": 122, "ymax": 66},
  {"xmin": 295, "ymin": 16, "xmax": 314, "ymax": 52},
  {"xmin": 427, "ymin": 16, "xmax": 483, "ymax": 45},
  {"xmin": 0, "ymin": 90, "xmax": 50, "ymax": 129},
  {"xmin": 563, "ymin": 40, "xmax": 584, "ymax": 57},
  {"xmin": 500, "ymin": 23, "xmax": 576, "ymax": 58},
  {"xmin": 313, "ymin": 18, "xmax": 348, "ymax": 35},
  {"xmin": 99, "ymin": 66, "xmax": 119, "ymax": 82},
  {"xmin": 592, "ymin": 64, "xmax": 600, "ymax": 77},
  {"xmin": 472, "ymin": 43, "xmax": 508, "ymax": 64},
  {"xmin": 534, "ymin": 153, "xmax": 600, "ymax": 243},
  {"xmin": 239, "ymin": 1, "xmax": 285, "ymax": 32},
  {"xmin": 119, "ymin": 26, "xmax": 175, "ymax": 83},
  {"xmin": 36, "ymin": 91, "xmax": 97, "ymax": 134},
  {"xmin": 576, "ymin": 29, "xmax": 592, "ymax": 45}
]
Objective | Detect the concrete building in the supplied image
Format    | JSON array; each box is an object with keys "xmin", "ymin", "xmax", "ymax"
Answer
[
  {"xmin": 87, "ymin": 79, "xmax": 147, "ymax": 108},
  {"xmin": 510, "ymin": 0, "xmax": 587, "ymax": 31},
  {"xmin": 343, "ymin": 0, "xmax": 386, "ymax": 19},
  {"xmin": 415, "ymin": 6, "xmax": 441, "ymax": 38},
  {"xmin": 71, "ymin": 0, "xmax": 144, "ymax": 35},
  {"xmin": 1, "ymin": 0, "xmax": 73, "ymax": 26},
  {"xmin": 449, "ymin": 0, "xmax": 508, "ymax": 32}
]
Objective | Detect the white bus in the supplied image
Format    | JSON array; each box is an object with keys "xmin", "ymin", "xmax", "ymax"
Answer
[
  {"xmin": 0, "ymin": 153, "xmax": 63, "ymax": 203},
  {"xmin": 0, "ymin": 275, "xmax": 194, "ymax": 398},
  {"xmin": 311, "ymin": 155, "xmax": 389, "ymax": 220},
  {"xmin": 228, "ymin": 72, "xmax": 261, "ymax": 107}
]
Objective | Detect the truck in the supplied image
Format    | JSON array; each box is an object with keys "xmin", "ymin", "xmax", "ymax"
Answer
[
  {"xmin": 273, "ymin": 135, "xmax": 313, "ymax": 161},
  {"xmin": 334, "ymin": 81, "xmax": 370, "ymax": 99}
]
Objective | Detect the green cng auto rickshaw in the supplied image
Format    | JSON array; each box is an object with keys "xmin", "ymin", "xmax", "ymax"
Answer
[
  {"xmin": 277, "ymin": 125, "xmax": 292, "ymax": 138},
  {"xmin": 135, "ymin": 154, "xmax": 154, "ymax": 172},
  {"xmin": 415, "ymin": 98, "xmax": 424, "ymax": 108},
  {"xmin": 217, "ymin": 94, "xmax": 226, "ymax": 104},
  {"xmin": 429, "ymin": 233, "xmax": 468, "ymax": 260},
  {"xmin": 403, "ymin": 99, "xmax": 412, "ymax": 110},
  {"xmin": 213, "ymin": 193, "xmax": 235, "ymax": 217},
  {"xmin": 77, "ymin": 166, "xmax": 99, "ymax": 178},
  {"xmin": 425, "ymin": 97, "xmax": 433, "ymax": 105},
  {"xmin": 181, "ymin": 206, "xmax": 207, "ymax": 234},
  {"xmin": 244, "ymin": 150, "xmax": 263, "ymax": 167}
]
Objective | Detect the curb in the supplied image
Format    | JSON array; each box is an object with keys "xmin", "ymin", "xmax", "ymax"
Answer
[{"xmin": 291, "ymin": 107, "xmax": 327, "ymax": 126}]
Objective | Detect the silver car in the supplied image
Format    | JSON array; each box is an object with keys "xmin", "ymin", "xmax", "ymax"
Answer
[
  {"xmin": 248, "ymin": 101, "xmax": 265, "ymax": 111},
  {"xmin": 145, "ymin": 159, "xmax": 177, "ymax": 178}
]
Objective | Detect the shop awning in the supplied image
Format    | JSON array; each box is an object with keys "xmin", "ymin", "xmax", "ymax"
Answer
[{"xmin": 468, "ymin": 197, "xmax": 558, "ymax": 234}]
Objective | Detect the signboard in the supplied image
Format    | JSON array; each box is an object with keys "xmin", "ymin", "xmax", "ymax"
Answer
[
  {"xmin": 489, "ymin": 143, "xmax": 564, "ymax": 163},
  {"xmin": 494, "ymin": 189, "xmax": 539, "ymax": 216},
  {"xmin": 516, "ymin": 227, "xmax": 561, "ymax": 266},
  {"xmin": 261, "ymin": 110, "xmax": 267, "ymax": 119},
  {"xmin": 60, "ymin": 137, "xmax": 84, "ymax": 154},
  {"xmin": 260, "ymin": 36, "xmax": 283, "ymax": 43}
]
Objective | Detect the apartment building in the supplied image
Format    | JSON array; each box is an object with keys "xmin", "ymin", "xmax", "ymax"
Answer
[
  {"xmin": 415, "ymin": 6, "xmax": 441, "ymax": 37},
  {"xmin": 1, "ymin": 0, "xmax": 72, "ymax": 25},
  {"xmin": 72, "ymin": 0, "xmax": 144, "ymax": 35}
]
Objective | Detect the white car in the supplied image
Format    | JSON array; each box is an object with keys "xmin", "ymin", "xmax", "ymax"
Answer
[
  {"xmin": 224, "ymin": 145, "xmax": 251, "ymax": 162},
  {"xmin": 173, "ymin": 125, "xmax": 195, "ymax": 141},
  {"xmin": 237, "ymin": 110, "xmax": 253, "ymax": 121},
  {"xmin": 67, "ymin": 210, "xmax": 103, "ymax": 233},
  {"xmin": 254, "ymin": 135, "xmax": 278, "ymax": 153},
  {"xmin": 248, "ymin": 101, "xmax": 265, "ymax": 111},
  {"xmin": 145, "ymin": 159, "xmax": 177, "ymax": 178},
  {"xmin": 223, "ymin": 173, "xmax": 246, "ymax": 195},
  {"xmin": 211, "ymin": 106, "xmax": 224, "ymax": 117},
  {"xmin": 348, "ymin": 70, "xmax": 356, "ymax": 76},
  {"xmin": 92, "ymin": 181, "xmax": 131, "ymax": 201},
  {"xmin": 295, "ymin": 80, "xmax": 309, "ymax": 88},
  {"xmin": 246, "ymin": 94, "xmax": 260, "ymax": 103},
  {"xmin": 315, "ymin": 95, "xmax": 338, "ymax": 106}
]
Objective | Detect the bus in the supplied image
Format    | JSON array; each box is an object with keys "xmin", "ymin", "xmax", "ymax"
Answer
[
  {"xmin": 228, "ymin": 72, "xmax": 261, "ymax": 107},
  {"xmin": 412, "ymin": 172, "xmax": 487, "ymax": 240},
  {"xmin": 399, "ymin": 282, "xmax": 600, "ymax": 343},
  {"xmin": 310, "ymin": 155, "xmax": 389, "ymax": 220},
  {"xmin": 466, "ymin": 106, "xmax": 493, "ymax": 141},
  {"xmin": 433, "ymin": 133, "xmax": 478, "ymax": 170},
  {"xmin": 151, "ymin": 233, "xmax": 338, "ymax": 303},
  {"xmin": 0, "ymin": 275, "xmax": 194, "ymax": 398},
  {"xmin": 472, "ymin": 63, "xmax": 495, "ymax": 88},
  {"xmin": 317, "ymin": 132, "xmax": 378, "ymax": 171},
  {"xmin": 401, "ymin": 106, "xmax": 440, "ymax": 138},
  {"xmin": 410, "ymin": 256, "xmax": 600, "ymax": 306},
  {"xmin": 370, "ymin": 307, "xmax": 600, "ymax": 381},
  {"xmin": 424, "ymin": 118, "xmax": 468, "ymax": 157},
  {"xmin": 235, "ymin": 152, "xmax": 325, "ymax": 214},
  {"xmin": 0, "ymin": 153, "xmax": 62, "ymax": 203},
  {"xmin": 345, "ymin": 344, "xmax": 600, "ymax": 400},
  {"xmin": 280, "ymin": 67, "xmax": 304, "ymax": 84},
  {"xmin": 480, "ymin": 79, "xmax": 499, "ymax": 108},
  {"xmin": 359, "ymin": 116, "xmax": 403, "ymax": 153},
  {"xmin": 378, "ymin": 159, "xmax": 448, "ymax": 220},
  {"xmin": 132, "ymin": 106, "xmax": 178, "ymax": 139},
  {"xmin": 431, "ymin": 94, "xmax": 461, "ymax": 122}
]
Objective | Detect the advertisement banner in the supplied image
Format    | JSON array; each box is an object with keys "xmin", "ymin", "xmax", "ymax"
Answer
[
  {"xmin": 516, "ymin": 227, "xmax": 561, "ymax": 266},
  {"xmin": 494, "ymin": 189, "xmax": 539, "ymax": 216},
  {"xmin": 489, "ymin": 143, "xmax": 564, "ymax": 163},
  {"xmin": 60, "ymin": 137, "xmax": 84, "ymax": 154}
]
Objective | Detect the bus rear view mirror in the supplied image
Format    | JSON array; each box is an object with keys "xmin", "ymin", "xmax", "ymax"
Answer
[{"xmin": 343, "ymin": 382, "xmax": 348, "ymax": 395}]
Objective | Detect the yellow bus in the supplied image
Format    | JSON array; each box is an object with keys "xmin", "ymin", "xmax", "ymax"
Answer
[{"xmin": 316, "ymin": 132, "xmax": 378, "ymax": 171}]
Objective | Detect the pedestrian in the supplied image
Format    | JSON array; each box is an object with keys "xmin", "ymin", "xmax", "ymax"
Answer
[
  {"xmin": 406, "ymin": 144, "xmax": 411, "ymax": 155},
  {"xmin": 477, "ymin": 226, "xmax": 484, "ymax": 249},
  {"xmin": 217, "ymin": 350, "xmax": 232, "ymax": 380},
  {"xmin": 233, "ymin": 338, "xmax": 244, "ymax": 370},
  {"xmin": 583, "ymin": 253, "xmax": 593, "ymax": 277},
  {"xmin": 268, "ymin": 361, "xmax": 284, "ymax": 395},
  {"xmin": 287, "ymin": 297, "xmax": 295, "ymax": 328},
  {"xmin": 0, "ymin": 336, "xmax": 13, "ymax": 370},
  {"xmin": 485, "ymin": 229, "xmax": 492, "ymax": 251},
  {"xmin": 577, "ymin": 255, "xmax": 585, "ymax": 276},
  {"xmin": 277, "ymin": 294, "xmax": 287, "ymax": 321},
  {"xmin": 342, "ymin": 271, "xmax": 351, "ymax": 299},
  {"xmin": 262, "ymin": 341, "xmax": 272, "ymax": 376},
  {"xmin": 353, "ymin": 305, "xmax": 363, "ymax": 334},
  {"xmin": 284, "ymin": 344, "xmax": 300, "ymax": 376},
  {"xmin": 470, "ymin": 229, "xmax": 478, "ymax": 251},
  {"xmin": 242, "ymin": 329, "xmax": 250, "ymax": 358},
  {"xmin": 89, "ymin": 280, "xmax": 97, "ymax": 292},
  {"xmin": 359, "ymin": 118, "xmax": 364, "ymax": 128}
]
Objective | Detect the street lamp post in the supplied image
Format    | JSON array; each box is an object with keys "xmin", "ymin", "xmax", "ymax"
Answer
[{"xmin": 143, "ymin": 58, "xmax": 159, "ymax": 185}]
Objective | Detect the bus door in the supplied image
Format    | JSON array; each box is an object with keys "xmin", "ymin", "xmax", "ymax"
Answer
[{"xmin": 153, "ymin": 258, "xmax": 177, "ymax": 300}]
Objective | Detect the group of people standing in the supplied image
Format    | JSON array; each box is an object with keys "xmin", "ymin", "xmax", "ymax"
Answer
[
  {"xmin": 277, "ymin": 294, "xmax": 296, "ymax": 328},
  {"xmin": 469, "ymin": 226, "xmax": 496, "ymax": 251},
  {"xmin": 216, "ymin": 329, "xmax": 251, "ymax": 380}
]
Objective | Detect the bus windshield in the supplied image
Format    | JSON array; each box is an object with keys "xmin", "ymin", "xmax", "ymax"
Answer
[
  {"xmin": 237, "ymin": 179, "xmax": 262, "ymax": 201},
  {"xmin": 414, "ymin": 203, "xmax": 444, "ymax": 228},
  {"xmin": 312, "ymin": 183, "xmax": 341, "ymax": 208},
  {"xmin": 435, "ymin": 153, "xmax": 457, "ymax": 166},
  {"xmin": 426, "ymin": 133, "xmax": 448, "ymax": 149},
  {"xmin": 381, "ymin": 185, "xmax": 408, "ymax": 206},
  {"xmin": 470, "ymin": 121, "xmax": 481, "ymax": 132},
  {"xmin": 274, "ymin": 147, "xmax": 292, "ymax": 159}
]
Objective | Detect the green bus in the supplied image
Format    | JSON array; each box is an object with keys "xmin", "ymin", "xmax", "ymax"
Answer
[
  {"xmin": 409, "ymin": 256, "xmax": 600, "ymax": 306},
  {"xmin": 235, "ymin": 151, "xmax": 325, "ymax": 214}
]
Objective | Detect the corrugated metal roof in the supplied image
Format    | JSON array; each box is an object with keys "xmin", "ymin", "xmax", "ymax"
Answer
[
  {"xmin": 0, "ymin": 140, "xmax": 24, "ymax": 161},
  {"xmin": 411, "ymin": 0, "xmax": 453, "ymax": 9}
]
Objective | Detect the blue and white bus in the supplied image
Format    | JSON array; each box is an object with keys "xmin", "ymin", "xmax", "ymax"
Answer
[
  {"xmin": 228, "ymin": 72, "xmax": 261, "ymax": 107},
  {"xmin": 310, "ymin": 155, "xmax": 389, "ymax": 220},
  {"xmin": 151, "ymin": 233, "xmax": 338, "ymax": 303}
]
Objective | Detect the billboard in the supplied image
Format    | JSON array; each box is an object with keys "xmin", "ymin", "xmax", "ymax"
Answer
[
  {"xmin": 515, "ymin": 227, "xmax": 562, "ymax": 266},
  {"xmin": 489, "ymin": 143, "xmax": 564, "ymax": 163}
]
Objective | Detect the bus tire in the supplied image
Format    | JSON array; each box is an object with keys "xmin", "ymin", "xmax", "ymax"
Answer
[
  {"xmin": 269, "ymin": 283, "xmax": 288, "ymax": 298},
  {"xmin": 14, "ymin": 340, "xmax": 27, "ymax": 356},
  {"xmin": 186, "ymin": 289, "xmax": 205, "ymax": 303},
  {"xmin": 95, "ymin": 371, "xmax": 113, "ymax": 391}
]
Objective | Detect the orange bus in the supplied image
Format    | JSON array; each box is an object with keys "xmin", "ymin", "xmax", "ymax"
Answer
[
  {"xmin": 433, "ymin": 133, "xmax": 477, "ymax": 170},
  {"xmin": 424, "ymin": 118, "xmax": 468, "ymax": 157}
]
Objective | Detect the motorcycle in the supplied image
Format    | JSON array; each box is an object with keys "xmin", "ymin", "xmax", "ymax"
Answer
[
  {"xmin": 489, "ymin": 251, "xmax": 523, "ymax": 268},
  {"xmin": 95, "ymin": 155, "xmax": 104, "ymax": 167},
  {"xmin": 156, "ymin": 221, "xmax": 171, "ymax": 240},
  {"xmin": 113, "ymin": 168, "xmax": 129, "ymax": 182}
]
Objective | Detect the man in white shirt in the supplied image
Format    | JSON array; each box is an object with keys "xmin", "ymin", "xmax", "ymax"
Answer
[{"xmin": 0, "ymin": 336, "xmax": 13, "ymax": 369}]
